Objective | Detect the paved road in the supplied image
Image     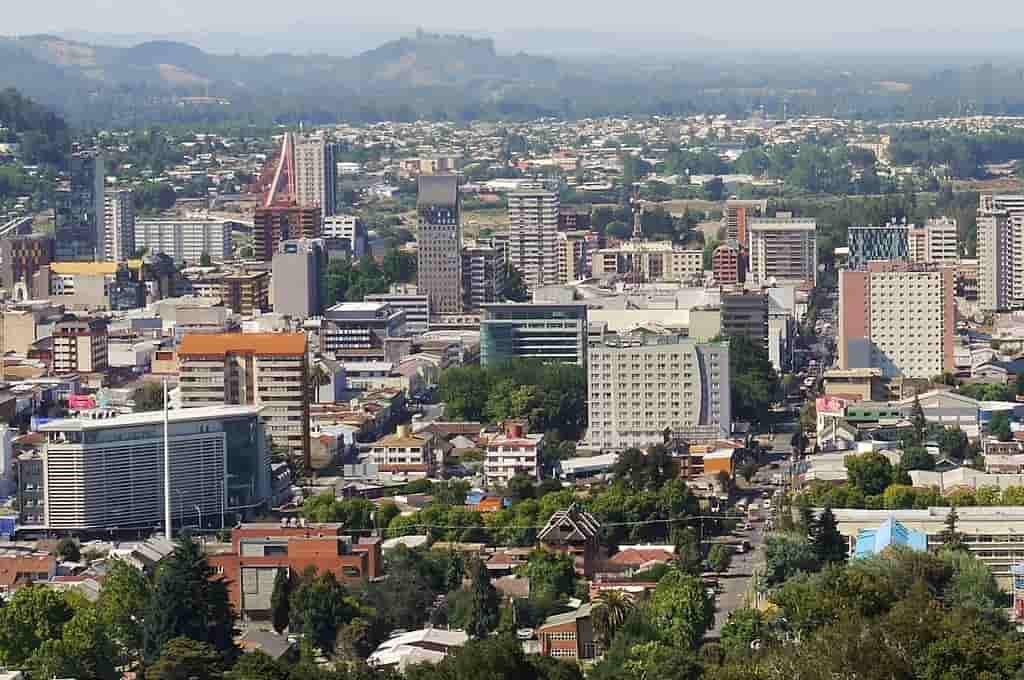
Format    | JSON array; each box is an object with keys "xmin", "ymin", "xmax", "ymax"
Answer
[{"xmin": 708, "ymin": 523, "xmax": 765, "ymax": 637}]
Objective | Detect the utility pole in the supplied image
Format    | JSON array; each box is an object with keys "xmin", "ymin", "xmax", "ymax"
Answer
[{"xmin": 163, "ymin": 379, "xmax": 172, "ymax": 542}]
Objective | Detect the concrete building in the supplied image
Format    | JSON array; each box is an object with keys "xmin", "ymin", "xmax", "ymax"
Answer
[
  {"xmin": 748, "ymin": 216, "xmax": 817, "ymax": 285},
  {"xmin": 294, "ymin": 136, "xmax": 337, "ymax": 219},
  {"xmin": 724, "ymin": 199, "xmax": 767, "ymax": 246},
  {"xmin": 133, "ymin": 219, "xmax": 232, "ymax": 263},
  {"xmin": 586, "ymin": 332, "xmax": 731, "ymax": 451},
  {"xmin": 368, "ymin": 424, "xmax": 444, "ymax": 478},
  {"xmin": 1, "ymin": 301, "xmax": 64, "ymax": 354},
  {"xmin": 416, "ymin": 175, "xmax": 462, "ymax": 315},
  {"xmin": 272, "ymin": 239, "xmax": 323, "ymax": 318},
  {"xmin": 321, "ymin": 302, "xmax": 407, "ymax": 360},
  {"xmin": 480, "ymin": 303, "xmax": 588, "ymax": 367},
  {"xmin": 365, "ymin": 290, "xmax": 429, "ymax": 335},
  {"xmin": 253, "ymin": 206, "xmax": 321, "ymax": 262},
  {"xmin": 508, "ymin": 185, "xmax": 560, "ymax": 291},
  {"xmin": 485, "ymin": 421, "xmax": 543, "ymax": 488},
  {"xmin": 178, "ymin": 333, "xmax": 310, "ymax": 467},
  {"xmin": 54, "ymin": 151, "xmax": 104, "ymax": 262},
  {"xmin": 221, "ymin": 271, "xmax": 270, "ymax": 316},
  {"xmin": 0, "ymin": 234, "xmax": 53, "ymax": 293},
  {"xmin": 978, "ymin": 195, "xmax": 1024, "ymax": 311},
  {"xmin": 557, "ymin": 230, "xmax": 592, "ymax": 283},
  {"xmin": 839, "ymin": 263, "xmax": 955, "ymax": 379},
  {"xmin": 209, "ymin": 523, "xmax": 381, "ymax": 620},
  {"xmin": 721, "ymin": 292, "xmax": 768, "ymax": 349},
  {"xmin": 909, "ymin": 217, "xmax": 959, "ymax": 265},
  {"xmin": 53, "ymin": 316, "xmax": 108, "ymax": 374},
  {"xmin": 461, "ymin": 245, "xmax": 505, "ymax": 312},
  {"xmin": 39, "ymin": 405, "xmax": 269, "ymax": 531},
  {"xmin": 591, "ymin": 241, "xmax": 704, "ymax": 283},
  {"xmin": 322, "ymin": 215, "xmax": 365, "ymax": 259},
  {"xmin": 101, "ymin": 188, "xmax": 135, "ymax": 262},
  {"xmin": 847, "ymin": 223, "xmax": 908, "ymax": 270},
  {"xmin": 711, "ymin": 243, "xmax": 741, "ymax": 285}
]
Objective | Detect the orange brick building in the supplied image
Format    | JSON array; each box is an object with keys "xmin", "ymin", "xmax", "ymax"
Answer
[
  {"xmin": 209, "ymin": 522, "xmax": 381, "ymax": 620},
  {"xmin": 537, "ymin": 603, "xmax": 596, "ymax": 660}
]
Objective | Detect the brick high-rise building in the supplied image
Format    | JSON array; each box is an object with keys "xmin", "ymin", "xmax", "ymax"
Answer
[
  {"xmin": 178, "ymin": 333, "xmax": 311, "ymax": 468},
  {"xmin": 839, "ymin": 262, "xmax": 955, "ymax": 379},
  {"xmin": 724, "ymin": 199, "xmax": 767, "ymax": 246},
  {"xmin": 711, "ymin": 243, "xmax": 741, "ymax": 286},
  {"xmin": 221, "ymin": 271, "xmax": 270, "ymax": 316},
  {"xmin": 416, "ymin": 175, "xmax": 462, "ymax": 315},
  {"xmin": 253, "ymin": 206, "xmax": 321, "ymax": 262},
  {"xmin": 53, "ymin": 316, "xmax": 108, "ymax": 374}
]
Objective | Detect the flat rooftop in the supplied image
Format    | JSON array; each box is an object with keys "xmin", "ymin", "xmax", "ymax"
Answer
[
  {"xmin": 178, "ymin": 332, "xmax": 306, "ymax": 356},
  {"xmin": 40, "ymin": 405, "xmax": 262, "ymax": 432}
]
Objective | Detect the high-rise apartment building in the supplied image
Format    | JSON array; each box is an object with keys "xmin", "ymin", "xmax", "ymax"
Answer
[
  {"xmin": 557, "ymin": 231, "xmax": 589, "ymax": 283},
  {"xmin": 272, "ymin": 239, "xmax": 324, "ymax": 318},
  {"xmin": 724, "ymin": 199, "xmax": 767, "ymax": 245},
  {"xmin": 221, "ymin": 271, "xmax": 270, "ymax": 316},
  {"xmin": 461, "ymin": 245, "xmax": 505, "ymax": 311},
  {"xmin": 101, "ymin": 188, "xmax": 135, "ymax": 262},
  {"xmin": 294, "ymin": 136, "xmax": 337, "ymax": 220},
  {"xmin": 134, "ymin": 219, "xmax": 232, "ymax": 263},
  {"xmin": 322, "ymin": 215, "xmax": 365, "ymax": 259},
  {"xmin": 586, "ymin": 333, "xmax": 731, "ymax": 451},
  {"xmin": 178, "ymin": 333, "xmax": 310, "ymax": 468},
  {"xmin": 508, "ymin": 185, "xmax": 560, "ymax": 291},
  {"xmin": 978, "ymin": 195, "xmax": 1024, "ymax": 311},
  {"xmin": 416, "ymin": 175, "xmax": 463, "ymax": 315},
  {"xmin": 39, "ymin": 406, "xmax": 268, "ymax": 531},
  {"xmin": 847, "ymin": 223, "xmax": 909, "ymax": 270},
  {"xmin": 253, "ymin": 206, "xmax": 321, "ymax": 262},
  {"xmin": 748, "ymin": 216, "xmax": 818, "ymax": 285},
  {"xmin": 711, "ymin": 243, "xmax": 742, "ymax": 286},
  {"xmin": 53, "ymin": 316, "xmax": 108, "ymax": 374},
  {"xmin": 55, "ymin": 151, "xmax": 105, "ymax": 262},
  {"xmin": 909, "ymin": 217, "xmax": 959, "ymax": 265},
  {"xmin": 480, "ymin": 303, "xmax": 588, "ymax": 367},
  {"xmin": 838, "ymin": 263, "xmax": 955, "ymax": 379}
]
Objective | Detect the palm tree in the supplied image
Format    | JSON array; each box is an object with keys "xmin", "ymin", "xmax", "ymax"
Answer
[{"xmin": 591, "ymin": 590, "xmax": 634, "ymax": 649}]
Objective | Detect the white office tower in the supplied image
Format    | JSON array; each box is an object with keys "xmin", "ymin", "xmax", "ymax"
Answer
[
  {"xmin": 508, "ymin": 184, "xmax": 560, "ymax": 291},
  {"xmin": 101, "ymin": 188, "xmax": 136, "ymax": 262},
  {"xmin": 294, "ymin": 136, "xmax": 338, "ymax": 220},
  {"xmin": 978, "ymin": 195, "xmax": 1024, "ymax": 312}
]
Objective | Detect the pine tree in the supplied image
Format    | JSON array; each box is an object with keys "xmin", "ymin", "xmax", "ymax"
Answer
[
  {"xmin": 465, "ymin": 557, "xmax": 499, "ymax": 640},
  {"xmin": 797, "ymin": 499, "xmax": 817, "ymax": 537},
  {"xmin": 940, "ymin": 507, "xmax": 968, "ymax": 552},
  {"xmin": 911, "ymin": 394, "xmax": 927, "ymax": 445},
  {"xmin": 270, "ymin": 568, "xmax": 292, "ymax": 635},
  {"xmin": 811, "ymin": 507, "xmax": 847, "ymax": 564}
]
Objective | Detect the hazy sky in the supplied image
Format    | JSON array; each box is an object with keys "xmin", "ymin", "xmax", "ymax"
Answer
[{"xmin": 8, "ymin": 0, "xmax": 1024, "ymax": 38}]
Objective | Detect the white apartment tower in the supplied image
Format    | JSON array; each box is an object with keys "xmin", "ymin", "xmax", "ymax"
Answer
[
  {"xmin": 978, "ymin": 195, "xmax": 1024, "ymax": 312},
  {"xmin": 101, "ymin": 188, "xmax": 135, "ymax": 262},
  {"xmin": 747, "ymin": 216, "xmax": 818, "ymax": 286},
  {"xmin": 508, "ymin": 185, "xmax": 560, "ymax": 291},
  {"xmin": 909, "ymin": 217, "xmax": 959, "ymax": 265},
  {"xmin": 586, "ymin": 333, "xmax": 731, "ymax": 451},
  {"xmin": 294, "ymin": 136, "xmax": 337, "ymax": 220},
  {"xmin": 134, "ymin": 219, "xmax": 232, "ymax": 263}
]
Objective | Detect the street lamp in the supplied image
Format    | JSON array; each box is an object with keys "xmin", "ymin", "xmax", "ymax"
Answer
[
  {"xmin": 194, "ymin": 504, "xmax": 203, "ymax": 530},
  {"xmin": 174, "ymin": 490, "xmax": 184, "ymax": 530}
]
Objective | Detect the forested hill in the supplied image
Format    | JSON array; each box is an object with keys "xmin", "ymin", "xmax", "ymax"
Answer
[
  {"xmin": 4, "ymin": 31, "xmax": 1024, "ymax": 126},
  {"xmin": 0, "ymin": 88, "xmax": 70, "ymax": 164}
]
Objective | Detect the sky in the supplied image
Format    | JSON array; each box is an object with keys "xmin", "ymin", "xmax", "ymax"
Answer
[{"xmin": 7, "ymin": 0, "xmax": 1024, "ymax": 53}]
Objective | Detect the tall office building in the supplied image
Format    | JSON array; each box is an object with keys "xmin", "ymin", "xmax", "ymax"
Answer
[
  {"xmin": 908, "ymin": 217, "xmax": 959, "ymax": 265},
  {"xmin": 272, "ymin": 239, "xmax": 324, "ymax": 318},
  {"xmin": 134, "ymin": 219, "xmax": 232, "ymax": 263},
  {"xmin": 838, "ymin": 263, "xmax": 955, "ymax": 378},
  {"xmin": 724, "ymin": 199, "xmax": 767, "ymax": 245},
  {"xmin": 416, "ymin": 175, "xmax": 463, "ymax": 315},
  {"xmin": 748, "ymin": 216, "xmax": 818, "ymax": 285},
  {"xmin": 847, "ymin": 223, "xmax": 909, "ymax": 270},
  {"xmin": 294, "ymin": 136, "xmax": 337, "ymax": 220},
  {"xmin": 39, "ymin": 406, "xmax": 268, "ymax": 531},
  {"xmin": 101, "ymin": 188, "xmax": 135, "ymax": 262},
  {"xmin": 480, "ymin": 303, "xmax": 588, "ymax": 367},
  {"xmin": 253, "ymin": 206, "xmax": 321, "ymax": 261},
  {"xmin": 586, "ymin": 333, "xmax": 731, "ymax": 451},
  {"xmin": 508, "ymin": 185, "xmax": 560, "ymax": 291},
  {"xmin": 178, "ymin": 333, "xmax": 310, "ymax": 468},
  {"xmin": 53, "ymin": 316, "xmax": 108, "ymax": 374},
  {"xmin": 978, "ymin": 195, "xmax": 1024, "ymax": 311},
  {"xmin": 55, "ymin": 151, "xmax": 105, "ymax": 262},
  {"xmin": 461, "ymin": 245, "xmax": 505, "ymax": 311},
  {"xmin": 721, "ymin": 292, "xmax": 769, "ymax": 349}
]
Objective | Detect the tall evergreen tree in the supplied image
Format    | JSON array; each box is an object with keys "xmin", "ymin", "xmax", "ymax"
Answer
[
  {"xmin": 940, "ymin": 507, "xmax": 968, "ymax": 552},
  {"xmin": 465, "ymin": 557, "xmax": 499, "ymax": 640},
  {"xmin": 811, "ymin": 507, "xmax": 848, "ymax": 564},
  {"xmin": 270, "ymin": 568, "xmax": 292, "ymax": 635},
  {"xmin": 910, "ymin": 394, "xmax": 927, "ymax": 445}
]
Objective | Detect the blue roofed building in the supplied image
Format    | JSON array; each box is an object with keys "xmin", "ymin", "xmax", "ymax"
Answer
[{"xmin": 853, "ymin": 517, "xmax": 928, "ymax": 558}]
